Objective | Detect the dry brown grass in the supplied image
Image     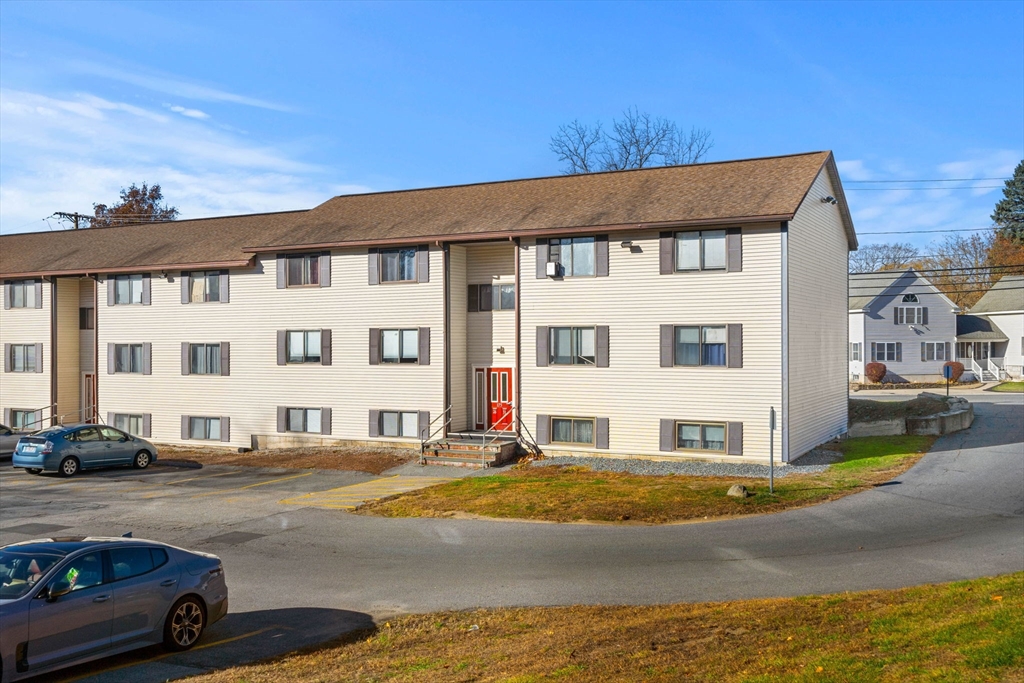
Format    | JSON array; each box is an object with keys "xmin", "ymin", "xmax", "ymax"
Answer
[
  {"xmin": 189, "ymin": 573, "xmax": 1024, "ymax": 683},
  {"xmin": 157, "ymin": 445, "xmax": 415, "ymax": 476}
]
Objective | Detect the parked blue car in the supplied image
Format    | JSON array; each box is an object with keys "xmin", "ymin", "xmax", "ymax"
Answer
[{"xmin": 12, "ymin": 425, "xmax": 158, "ymax": 476}]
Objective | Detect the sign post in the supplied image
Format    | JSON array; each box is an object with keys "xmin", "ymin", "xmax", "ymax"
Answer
[
  {"xmin": 769, "ymin": 407, "xmax": 776, "ymax": 494},
  {"xmin": 943, "ymin": 364, "xmax": 953, "ymax": 398}
]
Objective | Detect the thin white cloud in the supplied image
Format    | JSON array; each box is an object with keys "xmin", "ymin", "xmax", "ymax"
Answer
[{"xmin": 168, "ymin": 104, "xmax": 210, "ymax": 120}]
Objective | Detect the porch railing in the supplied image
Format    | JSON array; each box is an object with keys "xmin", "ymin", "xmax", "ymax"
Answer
[
  {"xmin": 971, "ymin": 358, "xmax": 985, "ymax": 380},
  {"xmin": 988, "ymin": 357, "xmax": 1008, "ymax": 381},
  {"xmin": 13, "ymin": 403, "xmax": 56, "ymax": 431},
  {"xmin": 58, "ymin": 404, "xmax": 100, "ymax": 426},
  {"xmin": 419, "ymin": 405, "xmax": 452, "ymax": 464}
]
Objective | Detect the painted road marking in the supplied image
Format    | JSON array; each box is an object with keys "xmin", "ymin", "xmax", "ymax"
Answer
[
  {"xmin": 280, "ymin": 475, "xmax": 451, "ymax": 509},
  {"xmin": 192, "ymin": 471, "xmax": 314, "ymax": 498}
]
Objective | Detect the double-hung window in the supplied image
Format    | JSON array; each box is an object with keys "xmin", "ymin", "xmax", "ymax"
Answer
[
  {"xmin": 895, "ymin": 307, "xmax": 923, "ymax": 325},
  {"xmin": 10, "ymin": 410, "xmax": 34, "ymax": 430},
  {"xmin": 286, "ymin": 254, "xmax": 320, "ymax": 287},
  {"xmin": 850, "ymin": 342, "xmax": 862, "ymax": 361},
  {"xmin": 9, "ymin": 280, "xmax": 37, "ymax": 308},
  {"xmin": 9, "ymin": 344, "xmax": 37, "ymax": 372},
  {"xmin": 287, "ymin": 408, "xmax": 322, "ymax": 433},
  {"xmin": 675, "ymin": 230, "xmax": 726, "ymax": 271},
  {"xmin": 79, "ymin": 308, "xmax": 95, "ymax": 330},
  {"xmin": 380, "ymin": 248, "xmax": 417, "ymax": 282},
  {"xmin": 468, "ymin": 284, "xmax": 515, "ymax": 311},
  {"xmin": 113, "ymin": 275, "xmax": 144, "ymax": 305},
  {"xmin": 190, "ymin": 344, "xmax": 221, "ymax": 374},
  {"xmin": 380, "ymin": 411, "xmax": 418, "ymax": 437},
  {"xmin": 189, "ymin": 271, "xmax": 221, "ymax": 302},
  {"xmin": 872, "ymin": 342, "xmax": 901, "ymax": 362},
  {"xmin": 114, "ymin": 344, "xmax": 143, "ymax": 373},
  {"xmin": 921, "ymin": 342, "xmax": 947, "ymax": 361},
  {"xmin": 551, "ymin": 417, "xmax": 594, "ymax": 445},
  {"xmin": 548, "ymin": 237, "xmax": 595, "ymax": 277},
  {"xmin": 676, "ymin": 422, "xmax": 726, "ymax": 452},
  {"xmin": 287, "ymin": 331, "xmax": 321, "ymax": 363},
  {"xmin": 189, "ymin": 417, "xmax": 221, "ymax": 440},
  {"xmin": 113, "ymin": 414, "xmax": 143, "ymax": 436},
  {"xmin": 674, "ymin": 326, "xmax": 726, "ymax": 366},
  {"xmin": 550, "ymin": 327, "xmax": 595, "ymax": 365},
  {"xmin": 381, "ymin": 329, "xmax": 419, "ymax": 364}
]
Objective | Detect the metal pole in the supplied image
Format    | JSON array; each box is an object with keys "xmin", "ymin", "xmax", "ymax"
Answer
[{"xmin": 769, "ymin": 407, "xmax": 775, "ymax": 494}]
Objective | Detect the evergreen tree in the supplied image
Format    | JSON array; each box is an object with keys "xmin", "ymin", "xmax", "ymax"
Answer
[{"xmin": 991, "ymin": 160, "xmax": 1024, "ymax": 242}]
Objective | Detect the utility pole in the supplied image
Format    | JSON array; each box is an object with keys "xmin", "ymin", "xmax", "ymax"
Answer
[{"xmin": 51, "ymin": 212, "xmax": 92, "ymax": 230}]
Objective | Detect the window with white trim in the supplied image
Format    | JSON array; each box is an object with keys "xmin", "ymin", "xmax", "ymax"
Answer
[
  {"xmin": 380, "ymin": 248, "xmax": 416, "ymax": 282},
  {"xmin": 286, "ymin": 330, "xmax": 321, "ymax": 363},
  {"xmin": 676, "ymin": 422, "xmax": 726, "ymax": 452},
  {"xmin": 113, "ymin": 274, "xmax": 144, "ymax": 304},
  {"xmin": 674, "ymin": 326, "xmax": 727, "ymax": 366},
  {"xmin": 114, "ymin": 344, "xmax": 144, "ymax": 373},
  {"xmin": 286, "ymin": 254, "xmax": 320, "ymax": 287},
  {"xmin": 895, "ymin": 307, "xmax": 923, "ymax": 324},
  {"xmin": 873, "ymin": 342, "xmax": 901, "ymax": 362},
  {"xmin": 381, "ymin": 329, "xmax": 418, "ymax": 364},
  {"xmin": 113, "ymin": 414, "xmax": 143, "ymax": 436},
  {"xmin": 675, "ymin": 230, "xmax": 726, "ymax": 271},
  {"xmin": 550, "ymin": 327, "xmax": 595, "ymax": 365},
  {"xmin": 380, "ymin": 411, "xmax": 418, "ymax": 437},
  {"xmin": 287, "ymin": 408, "xmax": 322, "ymax": 433},
  {"xmin": 548, "ymin": 237, "xmax": 595, "ymax": 277},
  {"xmin": 9, "ymin": 344, "xmax": 37, "ymax": 372},
  {"xmin": 922, "ymin": 342, "xmax": 947, "ymax": 361},
  {"xmin": 189, "ymin": 417, "xmax": 221, "ymax": 440},
  {"xmin": 9, "ymin": 281, "xmax": 37, "ymax": 308},
  {"xmin": 551, "ymin": 417, "xmax": 594, "ymax": 445},
  {"xmin": 850, "ymin": 342, "xmax": 861, "ymax": 361},
  {"xmin": 189, "ymin": 344, "xmax": 221, "ymax": 374},
  {"xmin": 189, "ymin": 271, "xmax": 221, "ymax": 302}
]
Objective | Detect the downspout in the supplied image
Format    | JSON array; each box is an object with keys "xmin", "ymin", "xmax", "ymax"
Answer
[
  {"xmin": 442, "ymin": 243, "xmax": 451, "ymax": 438},
  {"xmin": 49, "ymin": 277, "xmax": 57, "ymax": 426},
  {"xmin": 780, "ymin": 222, "xmax": 790, "ymax": 463},
  {"xmin": 93, "ymin": 276, "xmax": 99, "ymax": 424},
  {"xmin": 513, "ymin": 237, "xmax": 521, "ymax": 439}
]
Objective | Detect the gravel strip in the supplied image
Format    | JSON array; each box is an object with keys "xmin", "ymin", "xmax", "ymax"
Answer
[{"xmin": 531, "ymin": 449, "xmax": 841, "ymax": 479}]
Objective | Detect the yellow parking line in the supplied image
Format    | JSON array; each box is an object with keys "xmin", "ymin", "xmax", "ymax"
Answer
[
  {"xmin": 192, "ymin": 471, "xmax": 313, "ymax": 498},
  {"xmin": 165, "ymin": 470, "xmax": 243, "ymax": 485}
]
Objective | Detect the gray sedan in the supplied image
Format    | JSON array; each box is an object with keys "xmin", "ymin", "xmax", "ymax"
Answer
[
  {"xmin": 0, "ymin": 424, "xmax": 23, "ymax": 458},
  {"xmin": 12, "ymin": 424, "xmax": 157, "ymax": 476},
  {"xmin": 0, "ymin": 537, "xmax": 228, "ymax": 681}
]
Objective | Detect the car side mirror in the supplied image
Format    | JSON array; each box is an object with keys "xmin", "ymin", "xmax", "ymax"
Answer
[{"xmin": 46, "ymin": 579, "xmax": 72, "ymax": 602}]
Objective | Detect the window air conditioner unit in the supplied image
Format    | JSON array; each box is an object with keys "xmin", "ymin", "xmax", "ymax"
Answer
[{"xmin": 545, "ymin": 261, "xmax": 559, "ymax": 277}]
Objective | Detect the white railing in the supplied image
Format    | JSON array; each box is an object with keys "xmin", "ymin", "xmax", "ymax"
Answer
[
  {"xmin": 971, "ymin": 358, "xmax": 985, "ymax": 380},
  {"xmin": 988, "ymin": 357, "xmax": 1008, "ymax": 381}
]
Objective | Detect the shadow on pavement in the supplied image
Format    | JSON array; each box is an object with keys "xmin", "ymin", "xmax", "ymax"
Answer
[{"xmin": 40, "ymin": 607, "xmax": 376, "ymax": 683}]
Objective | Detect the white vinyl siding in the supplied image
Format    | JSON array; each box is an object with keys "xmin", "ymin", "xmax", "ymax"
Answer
[{"xmin": 1, "ymin": 277, "xmax": 52, "ymax": 428}]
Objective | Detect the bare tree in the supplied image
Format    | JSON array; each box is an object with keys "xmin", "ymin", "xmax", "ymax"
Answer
[
  {"xmin": 919, "ymin": 232, "xmax": 994, "ymax": 309},
  {"xmin": 550, "ymin": 108, "xmax": 713, "ymax": 174},
  {"xmin": 91, "ymin": 183, "xmax": 178, "ymax": 228},
  {"xmin": 849, "ymin": 243, "xmax": 921, "ymax": 273}
]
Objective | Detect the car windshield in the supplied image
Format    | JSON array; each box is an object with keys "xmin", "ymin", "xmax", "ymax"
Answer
[{"xmin": 0, "ymin": 549, "xmax": 66, "ymax": 599}]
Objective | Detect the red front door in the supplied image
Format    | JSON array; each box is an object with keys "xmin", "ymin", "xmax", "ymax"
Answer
[{"xmin": 488, "ymin": 368, "xmax": 513, "ymax": 431}]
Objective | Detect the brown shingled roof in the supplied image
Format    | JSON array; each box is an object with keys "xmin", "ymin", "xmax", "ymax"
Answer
[{"xmin": 0, "ymin": 151, "xmax": 854, "ymax": 278}]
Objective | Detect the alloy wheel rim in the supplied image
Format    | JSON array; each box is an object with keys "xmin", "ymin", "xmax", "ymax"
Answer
[
  {"xmin": 172, "ymin": 602, "xmax": 203, "ymax": 646},
  {"xmin": 63, "ymin": 460, "xmax": 76, "ymax": 475},
  {"xmin": 137, "ymin": 453, "xmax": 149, "ymax": 467}
]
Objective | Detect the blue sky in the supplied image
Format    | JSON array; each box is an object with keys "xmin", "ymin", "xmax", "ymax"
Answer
[{"xmin": 1, "ymin": 0, "xmax": 1021, "ymax": 252}]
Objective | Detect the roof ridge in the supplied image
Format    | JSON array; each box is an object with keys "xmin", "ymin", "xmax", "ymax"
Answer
[{"xmin": 0, "ymin": 209, "xmax": 310, "ymax": 239}]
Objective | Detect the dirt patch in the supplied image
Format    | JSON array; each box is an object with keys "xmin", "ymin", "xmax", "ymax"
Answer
[
  {"xmin": 156, "ymin": 445, "xmax": 416, "ymax": 476},
  {"xmin": 853, "ymin": 381, "xmax": 981, "ymax": 391},
  {"xmin": 848, "ymin": 396, "xmax": 949, "ymax": 424}
]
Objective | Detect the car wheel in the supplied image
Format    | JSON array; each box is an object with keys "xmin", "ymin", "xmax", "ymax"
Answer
[
  {"xmin": 133, "ymin": 450, "xmax": 152, "ymax": 469},
  {"xmin": 164, "ymin": 596, "xmax": 206, "ymax": 651},
  {"xmin": 58, "ymin": 457, "xmax": 79, "ymax": 477},
  {"xmin": 26, "ymin": 468, "xmax": 42, "ymax": 475}
]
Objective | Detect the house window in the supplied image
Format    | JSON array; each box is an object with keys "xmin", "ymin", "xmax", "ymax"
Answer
[
  {"xmin": 550, "ymin": 327, "xmax": 595, "ymax": 365},
  {"xmin": 895, "ymin": 307, "xmax": 923, "ymax": 325},
  {"xmin": 381, "ymin": 329, "xmax": 419, "ymax": 364},
  {"xmin": 9, "ymin": 281, "xmax": 37, "ymax": 308},
  {"xmin": 902, "ymin": 294, "xmax": 919, "ymax": 303},
  {"xmin": 287, "ymin": 408, "xmax": 322, "ymax": 433},
  {"xmin": 674, "ymin": 326, "xmax": 726, "ymax": 366},
  {"xmin": 113, "ymin": 414, "xmax": 143, "ymax": 436},
  {"xmin": 468, "ymin": 284, "xmax": 515, "ymax": 311},
  {"xmin": 957, "ymin": 342, "xmax": 972, "ymax": 359},
  {"xmin": 190, "ymin": 271, "xmax": 221, "ymax": 302},
  {"xmin": 113, "ymin": 274, "xmax": 144, "ymax": 304},
  {"xmin": 850, "ymin": 342, "xmax": 861, "ymax": 361},
  {"xmin": 548, "ymin": 237, "xmax": 595, "ymax": 277},
  {"xmin": 189, "ymin": 417, "xmax": 221, "ymax": 440},
  {"xmin": 286, "ymin": 254, "xmax": 320, "ymax": 287},
  {"xmin": 9, "ymin": 344, "xmax": 37, "ymax": 372},
  {"xmin": 873, "ymin": 342, "xmax": 901, "ymax": 362},
  {"xmin": 114, "ymin": 344, "xmax": 144, "ymax": 373},
  {"xmin": 922, "ymin": 342, "xmax": 947, "ymax": 361},
  {"xmin": 287, "ymin": 330, "xmax": 321, "ymax": 363},
  {"xmin": 551, "ymin": 417, "xmax": 595, "ymax": 445},
  {"xmin": 189, "ymin": 344, "xmax": 221, "ymax": 374},
  {"xmin": 79, "ymin": 307, "xmax": 95, "ymax": 330},
  {"xmin": 380, "ymin": 411, "xmax": 418, "ymax": 437},
  {"xmin": 676, "ymin": 422, "xmax": 726, "ymax": 452},
  {"xmin": 675, "ymin": 230, "xmax": 726, "ymax": 271},
  {"xmin": 380, "ymin": 248, "xmax": 417, "ymax": 282},
  {"xmin": 10, "ymin": 409, "xmax": 33, "ymax": 430}
]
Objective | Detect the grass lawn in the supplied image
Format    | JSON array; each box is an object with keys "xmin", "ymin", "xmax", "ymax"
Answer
[
  {"xmin": 991, "ymin": 381, "xmax": 1024, "ymax": 393},
  {"xmin": 188, "ymin": 573, "xmax": 1024, "ymax": 683},
  {"xmin": 358, "ymin": 435, "xmax": 935, "ymax": 524}
]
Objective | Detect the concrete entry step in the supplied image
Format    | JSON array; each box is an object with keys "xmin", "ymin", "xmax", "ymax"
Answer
[{"xmin": 421, "ymin": 437, "xmax": 520, "ymax": 468}]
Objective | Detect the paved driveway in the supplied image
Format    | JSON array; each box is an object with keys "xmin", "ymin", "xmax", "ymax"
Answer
[{"xmin": 2, "ymin": 392, "xmax": 1021, "ymax": 682}]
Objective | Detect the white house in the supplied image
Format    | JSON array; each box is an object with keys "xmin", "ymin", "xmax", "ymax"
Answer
[
  {"xmin": 1, "ymin": 151, "xmax": 856, "ymax": 464},
  {"xmin": 958, "ymin": 274, "xmax": 1024, "ymax": 380}
]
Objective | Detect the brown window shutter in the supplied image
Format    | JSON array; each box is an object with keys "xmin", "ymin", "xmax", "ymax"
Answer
[
  {"xmin": 276, "ymin": 255, "xmax": 287, "ymax": 289},
  {"xmin": 660, "ymin": 325, "xmax": 673, "ymax": 367},
  {"xmin": 727, "ymin": 324, "xmax": 743, "ymax": 368},
  {"xmin": 141, "ymin": 274, "xmax": 151, "ymax": 305},
  {"xmin": 480, "ymin": 285, "xmax": 493, "ymax": 311},
  {"xmin": 220, "ymin": 342, "xmax": 230, "ymax": 375},
  {"xmin": 277, "ymin": 406, "xmax": 287, "ymax": 433},
  {"xmin": 726, "ymin": 422, "xmax": 743, "ymax": 455},
  {"xmin": 417, "ymin": 245, "xmax": 429, "ymax": 283},
  {"xmin": 34, "ymin": 343, "xmax": 43, "ymax": 373},
  {"xmin": 219, "ymin": 271, "xmax": 230, "ymax": 302},
  {"xmin": 468, "ymin": 285, "xmax": 479, "ymax": 312},
  {"xmin": 921, "ymin": 342, "xmax": 927, "ymax": 362},
  {"xmin": 181, "ymin": 342, "xmax": 190, "ymax": 375},
  {"xmin": 659, "ymin": 232, "xmax": 674, "ymax": 275},
  {"xmin": 595, "ymin": 235, "xmax": 609, "ymax": 277},
  {"xmin": 34, "ymin": 280, "xmax": 43, "ymax": 309},
  {"xmin": 142, "ymin": 413, "xmax": 151, "ymax": 438},
  {"xmin": 660, "ymin": 419, "xmax": 674, "ymax": 451},
  {"xmin": 277, "ymin": 331, "xmax": 287, "ymax": 366},
  {"xmin": 535, "ymin": 238, "xmax": 549, "ymax": 279},
  {"xmin": 726, "ymin": 228, "xmax": 742, "ymax": 272},
  {"xmin": 595, "ymin": 417, "xmax": 609, "ymax": 449},
  {"xmin": 3, "ymin": 343, "xmax": 10, "ymax": 373},
  {"xmin": 181, "ymin": 415, "xmax": 189, "ymax": 440},
  {"xmin": 368, "ymin": 248, "xmax": 379, "ymax": 285},
  {"xmin": 2, "ymin": 282, "xmax": 10, "ymax": 309},
  {"xmin": 220, "ymin": 416, "xmax": 230, "ymax": 442},
  {"xmin": 536, "ymin": 326, "xmax": 549, "ymax": 366},
  {"xmin": 107, "ymin": 278, "xmax": 115, "ymax": 306},
  {"xmin": 535, "ymin": 414, "xmax": 549, "ymax": 444},
  {"xmin": 418, "ymin": 327, "xmax": 430, "ymax": 365},
  {"xmin": 596, "ymin": 326, "xmax": 609, "ymax": 367},
  {"xmin": 368, "ymin": 328, "xmax": 380, "ymax": 365},
  {"xmin": 321, "ymin": 408, "xmax": 332, "ymax": 435},
  {"xmin": 418, "ymin": 411, "xmax": 430, "ymax": 440},
  {"xmin": 181, "ymin": 272, "xmax": 190, "ymax": 304},
  {"xmin": 143, "ymin": 342, "xmax": 152, "ymax": 375},
  {"xmin": 107, "ymin": 343, "xmax": 115, "ymax": 374},
  {"xmin": 368, "ymin": 410, "xmax": 380, "ymax": 437},
  {"xmin": 922, "ymin": 307, "xmax": 928, "ymax": 325},
  {"xmin": 320, "ymin": 252, "xmax": 331, "ymax": 287},
  {"xmin": 320, "ymin": 329, "xmax": 332, "ymax": 366}
]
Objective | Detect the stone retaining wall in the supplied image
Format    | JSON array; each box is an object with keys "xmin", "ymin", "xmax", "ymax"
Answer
[{"xmin": 848, "ymin": 394, "xmax": 974, "ymax": 438}]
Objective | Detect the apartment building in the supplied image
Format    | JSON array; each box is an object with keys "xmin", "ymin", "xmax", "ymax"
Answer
[{"xmin": 1, "ymin": 151, "xmax": 856, "ymax": 463}]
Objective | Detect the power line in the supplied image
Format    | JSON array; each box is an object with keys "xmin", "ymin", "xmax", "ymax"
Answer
[
  {"xmin": 845, "ymin": 177, "xmax": 1009, "ymax": 183},
  {"xmin": 846, "ymin": 186, "xmax": 1002, "ymax": 191},
  {"xmin": 849, "ymin": 263, "xmax": 1024, "ymax": 276},
  {"xmin": 858, "ymin": 227, "xmax": 996, "ymax": 235}
]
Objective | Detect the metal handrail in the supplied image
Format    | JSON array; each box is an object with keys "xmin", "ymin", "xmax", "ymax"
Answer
[
  {"xmin": 58, "ymin": 404, "xmax": 99, "ymax": 426},
  {"xmin": 14, "ymin": 403, "xmax": 56, "ymax": 431},
  {"xmin": 481, "ymin": 404, "xmax": 514, "ymax": 446},
  {"xmin": 514, "ymin": 410, "xmax": 541, "ymax": 457},
  {"xmin": 419, "ymin": 405, "xmax": 452, "ymax": 464}
]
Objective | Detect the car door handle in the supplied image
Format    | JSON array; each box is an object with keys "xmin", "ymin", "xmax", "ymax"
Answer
[
  {"xmin": 160, "ymin": 579, "xmax": 177, "ymax": 587},
  {"xmin": 93, "ymin": 595, "xmax": 111, "ymax": 603}
]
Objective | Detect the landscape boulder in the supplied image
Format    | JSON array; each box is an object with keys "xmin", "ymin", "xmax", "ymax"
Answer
[{"xmin": 727, "ymin": 484, "xmax": 750, "ymax": 498}]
